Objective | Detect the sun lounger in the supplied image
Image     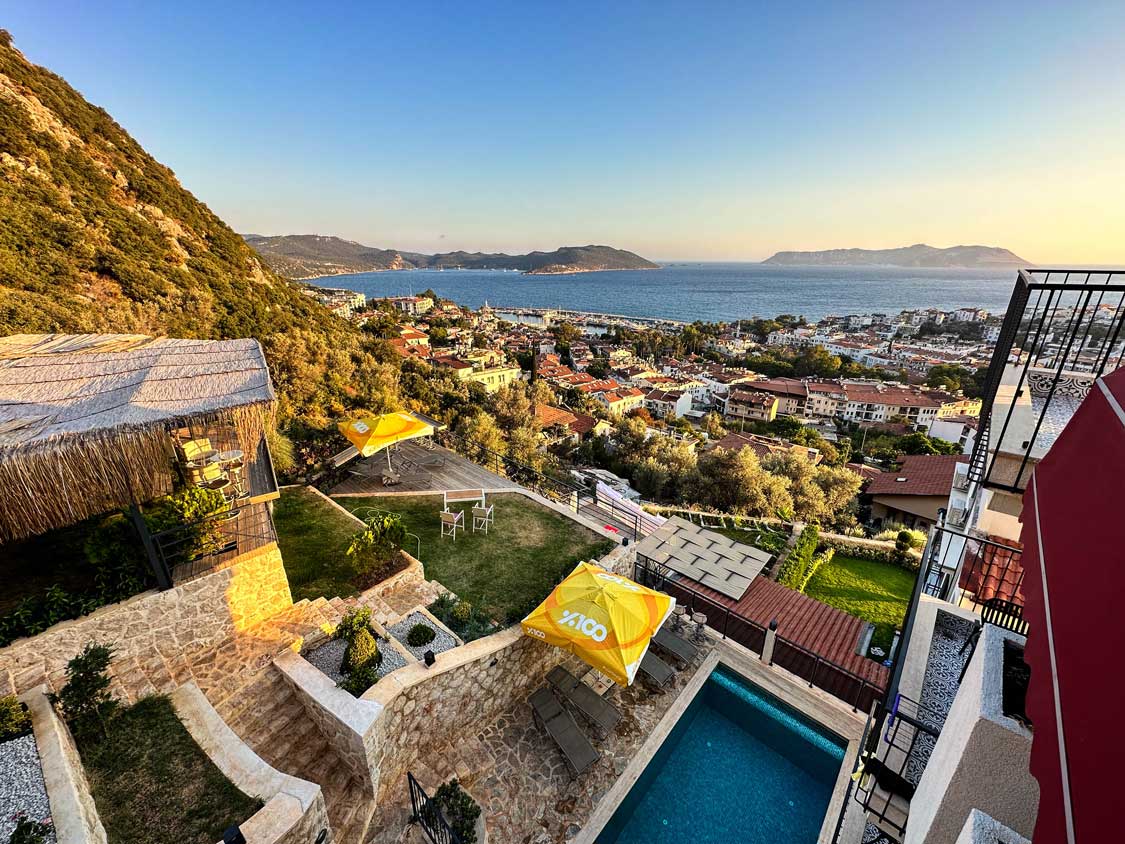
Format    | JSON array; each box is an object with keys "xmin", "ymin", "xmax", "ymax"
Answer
[
  {"xmin": 653, "ymin": 626, "xmax": 699, "ymax": 665},
  {"xmin": 639, "ymin": 651, "xmax": 675, "ymax": 687},
  {"xmin": 529, "ymin": 686, "xmax": 599, "ymax": 777},
  {"xmin": 546, "ymin": 665, "xmax": 621, "ymax": 736}
]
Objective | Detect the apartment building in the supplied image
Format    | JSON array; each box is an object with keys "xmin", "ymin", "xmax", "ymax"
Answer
[{"xmin": 720, "ymin": 388, "xmax": 778, "ymax": 423}]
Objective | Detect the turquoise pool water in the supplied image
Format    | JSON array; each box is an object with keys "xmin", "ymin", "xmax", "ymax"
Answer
[{"xmin": 597, "ymin": 665, "xmax": 847, "ymax": 844}]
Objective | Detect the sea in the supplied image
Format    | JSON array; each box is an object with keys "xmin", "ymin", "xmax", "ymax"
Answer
[{"xmin": 310, "ymin": 262, "xmax": 1022, "ymax": 323}]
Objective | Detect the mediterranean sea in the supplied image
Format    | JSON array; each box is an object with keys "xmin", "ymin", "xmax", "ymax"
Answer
[{"xmin": 311, "ymin": 262, "xmax": 1021, "ymax": 323}]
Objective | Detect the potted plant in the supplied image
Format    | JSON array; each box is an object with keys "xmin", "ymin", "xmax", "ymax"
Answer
[{"xmin": 424, "ymin": 779, "xmax": 485, "ymax": 844}]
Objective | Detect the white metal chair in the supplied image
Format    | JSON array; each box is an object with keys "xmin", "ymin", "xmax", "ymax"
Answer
[
  {"xmin": 472, "ymin": 503, "xmax": 495, "ymax": 534},
  {"xmin": 441, "ymin": 509, "xmax": 464, "ymax": 541}
]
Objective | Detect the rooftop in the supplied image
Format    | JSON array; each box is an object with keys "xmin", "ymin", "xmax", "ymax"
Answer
[{"xmin": 867, "ymin": 454, "xmax": 969, "ymax": 497}]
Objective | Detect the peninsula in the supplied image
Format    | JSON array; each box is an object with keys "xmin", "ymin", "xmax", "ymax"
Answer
[{"xmin": 242, "ymin": 235, "xmax": 659, "ymax": 279}]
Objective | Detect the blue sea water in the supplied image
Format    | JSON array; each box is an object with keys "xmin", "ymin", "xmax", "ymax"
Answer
[
  {"xmin": 596, "ymin": 665, "xmax": 847, "ymax": 844},
  {"xmin": 313, "ymin": 262, "xmax": 1020, "ymax": 323}
]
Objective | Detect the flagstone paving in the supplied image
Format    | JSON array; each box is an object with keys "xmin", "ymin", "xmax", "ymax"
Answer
[{"xmin": 367, "ymin": 637, "xmax": 713, "ymax": 844}]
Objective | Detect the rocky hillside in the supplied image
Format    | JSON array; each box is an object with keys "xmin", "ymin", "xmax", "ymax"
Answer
[
  {"xmin": 0, "ymin": 33, "xmax": 394, "ymax": 425},
  {"xmin": 244, "ymin": 234, "xmax": 659, "ymax": 278},
  {"xmin": 762, "ymin": 243, "xmax": 1028, "ymax": 268}
]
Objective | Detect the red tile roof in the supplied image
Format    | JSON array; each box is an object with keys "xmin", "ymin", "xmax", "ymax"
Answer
[{"xmin": 866, "ymin": 454, "xmax": 968, "ymax": 497}]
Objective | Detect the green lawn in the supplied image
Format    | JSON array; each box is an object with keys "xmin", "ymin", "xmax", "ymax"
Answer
[
  {"xmin": 335, "ymin": 493, "xmax": 614, "ymax": 623},
  {"xmin": 79, "ymin": 696, "xmax": 262, "ymax": 844},
  {"xmin": 274, "ymin": 487, "xmax": 365, "ymax": 601},
  {"xmin": 803, "ymin": 554, "xmax": 914, "ymax": 654}
]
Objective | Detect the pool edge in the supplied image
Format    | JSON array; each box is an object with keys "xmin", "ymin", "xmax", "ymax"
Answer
[{"xmin": 576, "ymin": 637, "xmax": 866, "ymax": 844}]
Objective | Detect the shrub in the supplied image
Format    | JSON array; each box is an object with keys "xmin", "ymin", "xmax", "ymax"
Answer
[
  {"xmin": 339, "ymin": 664, "xmax": 378, "ymax": 696},
  {"xmin": 797, "ymin": 548, "xmax": 835, "ymax": 593},
  {"xmin": 873, "ymin": 524, "xmax": 926, "ymax": 549},
  {"xmin": 334, "ymin": 606, "xmax": 373, "ymax": 643},
  {"xmin": 406, "ymin": 623, "xmax": 436, "ymax": 647},
  {"xmin": 143, "ymin": 487, "xmax": 228, "ymax": 559},
  {"xmin": 426, "ymin": 780, "xmax": 481, "ymax": 844},
  {"xmin": 49, "ymin": 642, "xmax": 118, "ymax": 741},
  {"xmin": 776, "ymin": 524, "xmax": 819, "ymax": 589},
  {"xmin": 451, "ymin": 600, "xmax": 473, "ymax": 624},
  {"xmin": 818, "ymin": 537, "xmax": 921, "ymax": 571},
  {"xmin": 8, "ymin": 816, "xmax": 52, "ymax": 844},
  {"xmin": 344, "ymin": 627, "xmax": 381, "ymax": 673},
  {"xmin": 346, "ymin": 513, "xmax": 407, "ymax": 583},
  {"xmin": 0, "ymin": 694, "xmax": 31, "ymax": 740},
  {"xmin": 84, "ymin": 512, "xmax": 149, "ymax": 601}
]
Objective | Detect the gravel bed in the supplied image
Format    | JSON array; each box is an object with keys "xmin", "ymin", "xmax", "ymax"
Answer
[
  {"xmin": 0, "ymin": 733, "xmax": 56, "ymax": 843},
  {"xmin": 387, "ymin": 612, "xmax": 459, "ymax": 661},
  {"xmin": 304, "ymin": 632, "xmax": 409, "ymax": 691}
]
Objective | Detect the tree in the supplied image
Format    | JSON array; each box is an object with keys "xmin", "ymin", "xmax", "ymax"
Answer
[
  {"xmin": 458, "ymin": 411, "xmax": 506, "ymax": 458},
  {"xmin": 492, "ymin": 383, "xmax": 532, "ymax": 430},
  {"xmin": 692, "ymin": 447, "xmax": 792, "ymax": 517},
  {"xmin": 767, "ymin": 415, "xmax": 804, "ymax": 439},
  {"xmin": 507, "ymin": 425, "xmax": 544, "ymax": 470},
  {"xmin": 762, "ymin": 453, "xmax": 826, "ymax": 522},
  {"xmin": 701, "ymin": 411, "xmax": 726, "ymax": 439}
]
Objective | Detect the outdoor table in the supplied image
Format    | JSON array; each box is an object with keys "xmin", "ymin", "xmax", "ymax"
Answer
[
  {"xmin": 208, "ymin": 449, "xmax": 245, "ymax": 464},
  {"xmin": 579, "ymin": 666, "xmax": 615, "ymax": 697}
]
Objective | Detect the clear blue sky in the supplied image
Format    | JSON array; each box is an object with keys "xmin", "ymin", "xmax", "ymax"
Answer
[{"xmin": 6, "ymin": 1, "xmax": 1125, "ymax": 262}]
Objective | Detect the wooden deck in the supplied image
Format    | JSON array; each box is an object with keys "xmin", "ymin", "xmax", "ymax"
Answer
[{"xmin": 329, "ymin": 440, "xmax": 510, "ymax": 496}]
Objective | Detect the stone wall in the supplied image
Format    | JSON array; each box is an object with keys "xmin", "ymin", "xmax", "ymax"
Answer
[
  {"xmin": 170, "ymin": 682, "xmax": 331, "ymax": 844},
  {"xmin": 274, "ymin": 650, "xmax": 384, "ymax": 798},
  {"xmin": 365, "ymin": 627, "xmax": 568, "ymax": 802},
  {"xmin": 0, "ymin": 544, "xmax": 293, "ymax": 699},
  {"xmin": 23, "ymin": 686, "xmax": 106, "ymax": 844}
]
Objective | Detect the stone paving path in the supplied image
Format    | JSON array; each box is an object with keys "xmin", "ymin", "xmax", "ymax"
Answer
[{"xmin": 367, "ymin": 641, "xmax": 712, "ymax": 844}]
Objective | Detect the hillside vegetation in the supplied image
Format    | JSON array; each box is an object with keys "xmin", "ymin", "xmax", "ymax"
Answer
[{"xmin": 0, "ymin": 33, "xmax": 397, "ymax": 425}]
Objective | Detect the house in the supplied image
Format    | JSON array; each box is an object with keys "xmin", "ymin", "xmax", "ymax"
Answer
[
  {"xmin": 739, "ymin": 377, "xmax": 809, "ymax": 415},
  {"xmin": 710, "ymin": 431, "xmax": 821, "ymax": 464},
  {"xmin": 644, "ymin": 388, "xmax": 692, "ymax": 419},
  {"xmin": 594, "ymin": 387, "xmax": 645, "ymax": 416},
  {"xmin": 865, "ymin": 453, "xmax": 968, "ymax": 529},
  {"xmin": 534, "ymin": 404, "xmax": 611, "ymax": 442},
  {"xmin": 720, "ymin": 388, "xmax": 778, "ymax": 423},
  {"xmin": 467, "ymin": 364, "xmax": 522, "ymax": 393}
]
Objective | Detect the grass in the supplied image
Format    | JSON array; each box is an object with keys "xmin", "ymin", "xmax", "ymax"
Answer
[
  {"xmin": 336, "ymin": 493, "xmax": 614, "ymax": 622},
  {"xmin": 78, "ymin": 696, "xmax": 263, "ymax": 844},
  {"xmin": 802, "ymin": 554, "xmax": 914, "ymax": 654},
  {"xmin": 274, "ymin": 487, "xmax": 366, "ymax": 601}
]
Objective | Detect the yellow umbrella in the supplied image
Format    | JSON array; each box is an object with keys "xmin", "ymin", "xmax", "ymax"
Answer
[
  {"xmin": 338, "ymin": 412, "xmax": 434, "ymax": 465},
  {"xmin": 522, "ymin": 562, "xmax": 675, "ymax": 686}
]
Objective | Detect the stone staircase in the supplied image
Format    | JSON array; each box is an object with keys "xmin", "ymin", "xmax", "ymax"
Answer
[{"xmin": 78, "ymin": 575, "xmax": 452, "ymax": 843}]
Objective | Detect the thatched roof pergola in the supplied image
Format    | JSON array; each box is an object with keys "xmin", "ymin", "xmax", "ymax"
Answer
[{"xmin": 0, "ymin": 334, "xmax": 276, "ymax": 543}]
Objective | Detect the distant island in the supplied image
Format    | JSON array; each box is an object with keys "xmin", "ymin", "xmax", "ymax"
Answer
[
  {"xmin": 762, "ymin": 243, "xmax": 1029, "ymax": 269},
  {"xmin": 242, "ymin": 234, "xmax": 659, "ymax": 279}
]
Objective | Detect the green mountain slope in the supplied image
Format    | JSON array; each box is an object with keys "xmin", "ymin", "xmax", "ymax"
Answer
[{"xmin": 0, "ymin": 33, "xmax": 394, "ymax": 424}]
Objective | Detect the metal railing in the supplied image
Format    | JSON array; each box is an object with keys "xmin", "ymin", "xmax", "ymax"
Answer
[
  {"xmin": 921, "ymin": 522, "xmax": 1027, "ymax": 634},
  {"xmin": 831, "ymin": 702, "xmax": 877, "ymax": 844},
  {"xmin": 435, "ymin": 430, "xmax": 584, "ymax": 506},
  {"xmin": 408, "ymin": 772, "xmax": 462, "ymax": 844},
  {"xmin": 853, "ymin": 693, "xmax": 943, "ymax": 839},
  {"xmin": 634, "ymin": 555, "xmax": 885, "ymax": 712},
  {"xmin": 969, "ymin": 269, "xmax": 1125, "ymax": 492},
  {"xmin": 148, "ymin": 500, "xmax": 277, "ymax": 584}
]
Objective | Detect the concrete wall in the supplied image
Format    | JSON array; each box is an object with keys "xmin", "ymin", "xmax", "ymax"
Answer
[
  {"xmin": 954, "ymin": 810, "xmax": 1031, "ymax": 844},
  {"xmin": 23, "ymin": 686, "xmax": 107, "ymax": 844},
  {"xmin": 170, "ymin": 682, "xmax": 331, "ymax": 844},
  {"xmin": 0, "ymin": 544, "xmax": 293, "ymax": 700},
  {"xmin": 905, "ymin": 625, "xmax": 1039, "ymax": 844}
]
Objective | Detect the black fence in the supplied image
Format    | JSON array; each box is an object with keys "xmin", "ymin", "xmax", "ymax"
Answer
[
  {"xmin": 634, "ymin": 555, "xmax": 885, "ymax": 712},
  {"xmin": 146, "ymin": 500, "xmax": 277, "ymax": 584},
  {"xmin": 922, "ymin": 522, "xmax": 1028, "ymax": 635},
  {"xmin": 408, "ymin": 772, "xmax": 461, "ymax": 844},
  {"xmin": 969, "ymin": 269, "xmax": 1125, "ymax": 492}
]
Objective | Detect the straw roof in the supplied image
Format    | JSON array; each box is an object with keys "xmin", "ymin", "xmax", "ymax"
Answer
[{"xmin": 0, "ymin": 334, "xmax": 276, "ymax": 542}]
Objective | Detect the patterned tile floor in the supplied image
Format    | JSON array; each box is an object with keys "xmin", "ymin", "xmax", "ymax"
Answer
[{"xmin": 368, "ymin": 642, "xmax": 713, "ymax": 844}]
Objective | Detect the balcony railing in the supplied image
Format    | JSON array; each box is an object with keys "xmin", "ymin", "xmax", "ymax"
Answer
[
  {"xmin": 969, "ymin": 269, "xmax": 1125, "ymax": 492},
  {"xmin": 145, "ymin": 500, "xmax": 277, "ymax": 584},
  {"xmin": 921, "ymin": 522, "xmax": 1027, "ymax": 635}
]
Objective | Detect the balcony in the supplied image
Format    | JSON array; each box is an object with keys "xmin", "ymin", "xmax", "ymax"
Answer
[{"xmin": 968, "ymin": 269, "xmax": 1125, "ymax": 494}]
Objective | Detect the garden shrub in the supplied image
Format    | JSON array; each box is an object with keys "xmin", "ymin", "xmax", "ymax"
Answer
[
  {"xmin": 339, "ymin": 664, "xmax": 379, "ymax": 697},
  {"xmin": 817, "ymin": 537, "xmax": 921, "ymax": 571},
  {"xmin": 8, "ymin": 816, "xmax": 52, "ymax": 844},
  {"xmin": 797, "ymin": 548, "xmax": 835, "ymax": 593},
  {"xmin": 873, "ymin": 524, "xmax": 926, "ymax": 549},
  {"xmin": 0, "ymin": 694, "xmax": 31, "ymax": 740},
  {"xmin": 426, "ymin": 779, "xmax": 481, "ymax": 844},
  {"xmin": 344, "ymin": 626, "xmax": 381, "ymax": 673},
  {"xmin": 143, "ymin": 487, "xmax": 228, "ymax": 559},
  {"xmin": 346, "ymin": 513, "xmax": 407, "ymax": 585},
  {"xmin": 776, "ymin": 524, "xmax": 819, "ymax": 589},
  {"xmin": 427, "ymin": 595, "xmax": 494, "ymax": 643},
  {"xmin": 451, "ymin": 599, "xmax": 473, "ymax": 624},
  {"xmin": 334, "ymin": 606, "xmax": 373, "ymax": 643},
  {"xmin": 406, "ymin": 623, "xmax": 436, "ymax": 647},
  {"xmin": 49, "ymin": 642, "xmax": 118, "ymax": 741}
]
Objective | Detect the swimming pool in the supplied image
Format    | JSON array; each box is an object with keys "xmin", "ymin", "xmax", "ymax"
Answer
[{"xmin": 596, "ymin": 664, "xmax": 847, "ymax": 844}]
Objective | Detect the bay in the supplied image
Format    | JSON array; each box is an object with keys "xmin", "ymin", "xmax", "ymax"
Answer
[{"xmin": 310, "ymin": 262, "xmax": 1021, "ymax": 323}]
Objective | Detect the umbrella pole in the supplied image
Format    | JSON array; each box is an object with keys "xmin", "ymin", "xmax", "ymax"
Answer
[{"xmin": 387, "ymin": 447, "xmax": 393, "ymax": 472}]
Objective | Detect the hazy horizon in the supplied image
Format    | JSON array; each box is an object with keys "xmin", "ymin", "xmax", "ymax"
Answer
[{"xmin": 7, "ymin": 1, "xmax": 1125, "ymax": 264}]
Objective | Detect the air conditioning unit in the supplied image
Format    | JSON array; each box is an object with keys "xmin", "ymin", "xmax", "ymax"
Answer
[{"xmin": 948, "ymin": 507, "xmax": 967, "ymax": 526}]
